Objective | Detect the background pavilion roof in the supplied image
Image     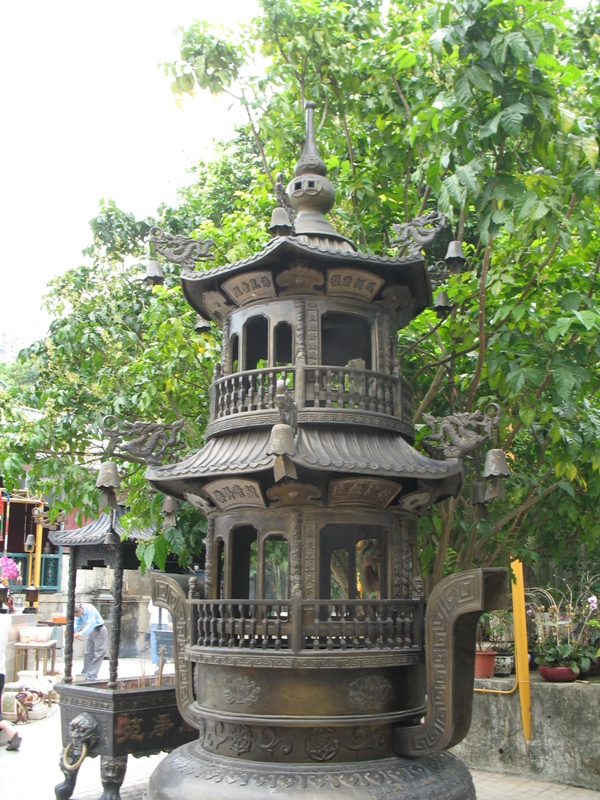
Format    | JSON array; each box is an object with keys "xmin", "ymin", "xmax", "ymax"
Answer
[{"xmin": 49, "ymin": 509, "xmax": 153, "ymax": 547}]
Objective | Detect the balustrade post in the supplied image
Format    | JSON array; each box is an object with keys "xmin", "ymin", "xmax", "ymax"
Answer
[
  {"xmin": 295, "ymin": 366, "xmax": 305, "ymax": 411},
  {"xmin": 314, "ymin": 368, "xmax": 321, "ymax": 407},
  {"xmin": 348, "ymin": 371, "xmax": 356, "ymax": 409},
  {"xmin": 293, "ymin": 601, "xmax": 303, "ymax": 654},
  {"xmin": 393, "ymin": 378, "xmax": 401, "ymax": 418},
  {"xmin": 325, "ymin": 369, "xmax": 333, "ymax": 408}
]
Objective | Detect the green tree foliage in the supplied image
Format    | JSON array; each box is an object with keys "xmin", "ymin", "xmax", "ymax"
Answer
[{"xmin": 2, "ymin": 0, "xmax": 600, "ymax": 581}]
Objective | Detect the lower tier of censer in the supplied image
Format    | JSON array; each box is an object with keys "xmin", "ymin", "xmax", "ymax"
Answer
[{"xmin": 148, "ymin": 745, "xmax": 476, "ymax": 799}]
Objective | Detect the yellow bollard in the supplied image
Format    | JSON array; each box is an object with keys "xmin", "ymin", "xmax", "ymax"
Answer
[{"xmin": 511, "ymin": 558, "xmax": 531, "ymax": 742}]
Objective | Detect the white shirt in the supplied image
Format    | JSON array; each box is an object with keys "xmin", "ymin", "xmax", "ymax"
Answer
[{"xmin": 0, "ymin": 612, "xmax": 12, "ymax": 675}]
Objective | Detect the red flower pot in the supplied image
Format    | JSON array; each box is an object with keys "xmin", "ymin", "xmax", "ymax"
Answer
[
  {"xmin": 537, "ymin": 665, "xmax": 578, "ymax": 682},
  {"xmin": 475, "ymin": 651, "xmax": 497, "ymax": 678}
]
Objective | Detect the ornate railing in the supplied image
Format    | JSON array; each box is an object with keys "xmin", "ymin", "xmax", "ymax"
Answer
[
  {"xmin": 307, "ymin": 367, "xmax": 395, "ymax": 415},
  {"xmin": 211, "ymin": 366, "xmax": 406, "ymax": 422},
  {"xmin": 213, "ymin": 368, "xmax": 295, "ymax": 418},
  {"xmin": 189, "ymin": 599, "xmax": 424, "ymax": 654}
]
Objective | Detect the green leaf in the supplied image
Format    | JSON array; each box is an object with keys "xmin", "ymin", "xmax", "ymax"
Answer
[
  {"xmin": 558, "ymin": 105, "xmax": 576, "ymax": 134},
  {"xmin": 394, "ymin": 49, "xmax": 417, "ymax": 70},
  {"xmin": 143, "ymin": 543, "xmax": 156, "ymax": 573},
  {"xmin": 454, "ymin": 72, "xmax": 472, "ymax": 105},
  {"xmin": 153, "ymin": 535, "xmax": 169, "ymax": 571},
  {"xmin": 479, "ymin": 112, "xmax": 503, "ymax": 139},
  {"xmin": 519, "ymin": 407, "xmax": 536, "ymax": 427},
  {"xmin": 500, "ymin": 103, "xmax": 529, "ymax": 137},
  {"xmin": 490, "ymin": 34, "xmax": 509, "ymax": 66},
  {"xmin": 456, "ymin": 163, "xmax": 480, "ymax": 194},
  {"xmin": 164, "ymin": 525, "xmax": 186, "ymax": 554},
  {"xmin": 573, "ymin": 167, "xmax": 600, "ymax": 200},
  {"xmin": 560, "ymin": 291, "xmax": 583, "ymax": 311},
  {"xmin": 466, "ymin": 65, "xmax": 493, "ymax": 92},
  {"xmin": 553, "ymin": 365, "xmax": 577, "ymax": 400},
  {"xmin": 171, "ymin": 73, "xmax": 195, "ymax": 96},
  {"xmin": 514, "ymin": 190, "xmax": 537, "ymax": 221},
  {"xmin": 524, "ymin": 28, "xmax": 544, "ymax": 57},
  {"xmin": 574, "ymin": 310, "xmax": 598, "ymax": 331},
  {"xmin": 582, "ymin": 137, "xmax": 599, "ymax": 170},
  {"xmin": 443, "ymin": 173, "xmax": 465, "ymax": 205},
  {"xmin": 506, "ymin": 31, "xmax": 526, "ymax": 60}
]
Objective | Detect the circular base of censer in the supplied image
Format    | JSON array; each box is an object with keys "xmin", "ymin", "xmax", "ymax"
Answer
[{"xmin": 147, "ymin": 744, "xmax": 476, "ymax": 800}]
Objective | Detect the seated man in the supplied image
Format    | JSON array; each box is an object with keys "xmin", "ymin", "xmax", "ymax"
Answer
[{"xmin": 74, "ymin": 603, "xmax": 107, "ymax": 681}]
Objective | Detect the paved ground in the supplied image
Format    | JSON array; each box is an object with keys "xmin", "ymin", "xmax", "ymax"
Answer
[{"xmin": 1, "ymin": 657, "xmax": 599, "ymax": 799}]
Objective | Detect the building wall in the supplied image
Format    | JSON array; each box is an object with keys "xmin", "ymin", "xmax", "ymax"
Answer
[
  {"xmin": 451, "ymin": 674, "xmax": 600, "ymax": 790},
  {"xmin": 37, "ymin": 557, "xmax": 153, "ymax": 660}
]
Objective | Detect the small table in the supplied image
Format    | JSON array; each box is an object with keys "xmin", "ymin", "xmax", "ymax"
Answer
[{"xmin": 13, "ymin": 640, "xmax": 57, "ymax": 678}]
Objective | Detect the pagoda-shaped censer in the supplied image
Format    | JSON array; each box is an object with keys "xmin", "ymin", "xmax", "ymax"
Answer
[{"xmin": 146, "ymin": 103, "xmax": 507, "ymax": 800}]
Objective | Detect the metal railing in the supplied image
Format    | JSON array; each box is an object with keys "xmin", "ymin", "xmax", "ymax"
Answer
[
  {"xmin": 211, "ymin": 365, "xmax": 402, "ymax": 421},
  {"xmin": 189, "ymin": 598, "xmax": 424, "ymax": 654},
  {"xmin": 213, "ymin": 368, "xmax": 295, "ymax": 418},
  {"xmin": 307, "ymin": 367, "xmax": 395, "ymax": 415}
]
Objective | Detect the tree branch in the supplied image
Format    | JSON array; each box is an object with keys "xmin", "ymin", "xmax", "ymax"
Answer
[{"xmin": 463, "ymin": 237, "xmax": 492, "ymax": 412}]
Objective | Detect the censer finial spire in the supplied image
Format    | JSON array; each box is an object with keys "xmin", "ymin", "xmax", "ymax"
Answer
[{"xmin": 294, "ymin": 100, "xmax": 327, "ymax": 178}]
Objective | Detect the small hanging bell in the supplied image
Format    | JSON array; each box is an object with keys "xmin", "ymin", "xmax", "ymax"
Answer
[
  {"xmin": 471, "ymin": 481, "xmax": 489, "ymax": 506},
  {"xmin": 96, "ymin": 462, "xmax": 121, "ymax": 491},
  {"xmin": 444, "ymin": 240, "xmax": 467, "ymax": 274},
  {"xmin": 267, "ymin": 423, "xmax": 295, "ymax": 456},
  {"xmin": 269, "ymin": 207, "xmax": 293, "ymax": 236},
  {"xmin": 145, "ymin": 260, "xmax": 165, "ymax": 286},
  {"xmin": 485, "ymin": 476, "xmax": 506, "ymax": 503},
  {"xmin": 433, "ymin": 291, "xmax": 452, "ymax": 319},
  {"xmin": 194, "ymin": 314, "xmax": 211, "ymax": 333},
  {"xmin": 161, "ymin": 496, "xmax": 181, "ymax": 529},
  {"xmin": 483, "ymin": 449, "xmax": 511, "ymax": 478}
]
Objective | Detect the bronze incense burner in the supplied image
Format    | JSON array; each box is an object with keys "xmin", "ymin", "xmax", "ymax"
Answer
[{"xmin": 145, "ymin": 103, "xmax": 507, "ymax": 799}]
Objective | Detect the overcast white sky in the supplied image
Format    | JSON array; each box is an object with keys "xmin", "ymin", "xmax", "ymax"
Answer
[{"xmin": 0, "ymin": 1, "xmax": 259, "ymax": 345}]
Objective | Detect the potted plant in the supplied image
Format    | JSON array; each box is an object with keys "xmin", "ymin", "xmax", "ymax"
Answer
[
  {"xmin": 475, "ymin": 612, "xmax": 499, "ymax": 678},
  {"xmin": 528, "ymin": 581, "xmax": 600, "ymax": 682},
  {"xmin": 488, "ymin": 609, "xmax": 515, "ymax": 676},
  {"xmin": 535, "ymin": 640, "xmax": 598, "ymax": 681}
]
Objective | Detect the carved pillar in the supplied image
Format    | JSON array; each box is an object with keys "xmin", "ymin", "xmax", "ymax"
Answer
[
  {"xmin": 295, "ymin": 300, "xmax": 306, "ymax": 365},
  {"xmin": 376, "ymin": 312, "xmax": 388, "ymax": 374},
  {"xmin": 107, "ymin": 539, "xmax": 124, "ymax": 688},
  {"xmin": 392, "ymin": 517, "xmax": 413, "ymax": 600},
  {"xmin": 221, "ymin": 316, "xmax": 231, "ymax": 375},
  {"xmin": 63, "ymin": 548, "xmax": 77, "ymax": 683},
  {"xmin": 306, "ymin": 302, "xmax": 319, "ymax": 365},
  {"xmin": 303, "ymin": 514, "xmax": 317, "ymax": 600},
  {"xmin": 290, "ymin": 511, "xmax": 302, "ymax": 600},
  {"xmin": 204, "ymin": 517, "xmax": 214, "ymax": 598},
  {"xmin": 295, "ymin": 300, "xmax": 306, "ymax": 409},
  {"xmin": 406, "ymin": 518, "xmax": 424, "ymax": 599}
]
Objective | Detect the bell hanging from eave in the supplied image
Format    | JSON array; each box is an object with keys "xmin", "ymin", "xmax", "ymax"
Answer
[
  {"xmin": 96, "ymin": 461, "xmax": 121, "ymax": 511},
  {"xmin": 444, "ymin": 240, "xmax": 467, "ymax": 274},
  {"xmin": 161, "ymin": 496, "xmax": 181, "ymax": 529},
  {"xmin": 433, "ymin": 290, "xmax": 452, "ymax": 319},
  {"xmin": 483, "ymin": 448, "xmax": 510, "ymax": 503}
]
